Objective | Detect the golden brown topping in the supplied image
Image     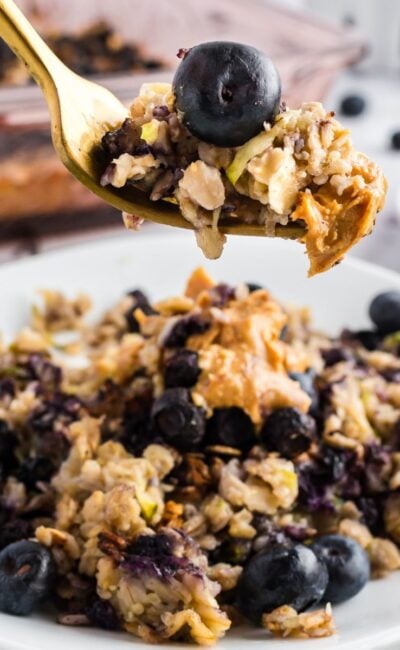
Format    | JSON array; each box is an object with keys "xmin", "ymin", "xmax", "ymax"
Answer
[
  {"xmin": 189, "ymin": 288, "xmax": 310, "ymax": 422},
  {"xmin": 185, "ymin": 267, "xmax": 216, "ymax": 299},
  {"xmin": 292, "ymin": 155, "xmax": 386, "ymax": 276}
]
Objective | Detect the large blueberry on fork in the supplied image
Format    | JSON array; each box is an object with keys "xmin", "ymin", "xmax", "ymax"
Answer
[{"xmin": 173, "ymin": 41, "xmax": 281, "ymax": 147}]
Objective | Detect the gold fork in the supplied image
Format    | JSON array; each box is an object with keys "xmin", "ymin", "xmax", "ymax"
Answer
[{"xmin": 0, "ymin": 0, "xmax": 305, "ymax": 239}]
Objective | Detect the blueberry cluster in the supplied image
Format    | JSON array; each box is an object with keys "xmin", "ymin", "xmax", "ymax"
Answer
[{"xmin": 236, "ymin": 535, "xmax": 370, "ymax": 623}]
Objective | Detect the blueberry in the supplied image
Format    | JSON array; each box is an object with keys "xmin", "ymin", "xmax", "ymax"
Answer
[
  {"xmin": 381, "ymin": 368, "xmax": 400, "ymax": 383},
  {"xmin": 127, "ymin": 532, "xmax": 173, "ymax": 558},
  {"xmin": 311, "ymin": 534, "xmax": 370, "ymax": 604},
  {"xmin": 356, "ymin": 497, "xmax": 383, "ymax": 535},
  {"xmin": 296, "ymin": 453, "xmax": 342, "ymax": 513},
  {"xmin": 363, "ymin": 444, "xmax": 392, "ymax": 494},
  {"xmin": 0, "ymin": 420, "xmax": 18, "ymax": 477},
  {"xmin": 321, "ymin": 347, "xmax": 353, "ymax": 367},
  {"xmin": 164, "ymin": 350, "xmax": 201, "ymax": 388},
  {"xmin": 369, "ymin": 291, "xmax": 400, "ymax": 334},
  {"xmin": 319, "ymin": 446, "xmax": 348, "ymax": 483},
  {"xmin": 390, "ymin": 131, "xmax": 400, "ymax": 151},
  {"xmin": 208, "ymin": 284, "xmax": 236, "ymax": 307},
  {"xmin": 247, "ymin": 283, "xmax": 263, "ymax": 293},
  {"xmin": 0, "ymin": 520, "xmax": 32, "ymax": 551},
  {"xmin": 173, "ymin": 41, "xmax": 281, "ymax": 147},
  {"xmin": 342, "ymin": 328, "xmax": 382, "ymax": 351},
  {"xmin": 151, "ymin": 388, "xmax": 205, "ymax": 451},
  {"xmin": 0, "ymin": 378, "xmax": 15, "ymax": 399},
  {"xmin": 117, "ymin": 385, "xmax": 154, "ymax": 455},
  {"xmin": 0, "ymin": 540, "xmax": 56, "ymax": 615},
  {"xmin": 340, "ymin": 94, "xmax": 366, "ymax": 117},
  {"xmin": 17, "ymin": 457, "xmax": 55, "ymax": 490},
  {"xmin": 86, "ymin": 598, "xmax": 121, "ymax": 631},
  {"xmin": 209, "ymin": 538, "xmax": 252, "ymax": 566},
  {"xmin": 120, "ymin": 409, "xmax": 155, "ymax": 455},
  {"xmin": 127, "ymin": 288, "xmax": 151, "ymax": 303},
  {"xmin": 163, "ymin": 314, "xmax": 210, "ymax": 348},
  {"xmin": 125, "ymin": 289, "xmax": 156, "ymax": 333},
  {"xmin": 251, "ymin": 516, "xmax": 289, "ymax": 553},
  {"xmin": 25, "ymin": 354, "xmax": 61, "ymax": 388},
  {"xmin": 236, "ymin": 544, "xmax": 328, "ymax": 623},
  {"xmin": 102, "ymin": 118, "xmax": 142, "ymax": 159},
  {"xmin": 260, "ymin": 407, "xmax": 316, "ymax": 459},
  {"xmin": 28, "ymin": 394, "xmax": 80, "ymax": 434},
  {"xmin": 206, "ymin": 407, "xmax": 256, "ymax": 452},
  {"xmin": 289, "ymin": 369, "xmax": 318, "ymax": 413}
]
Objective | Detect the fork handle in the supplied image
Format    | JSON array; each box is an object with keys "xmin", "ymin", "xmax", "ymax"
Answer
[{"xmin": 0, "ymin": 0, "xmax": 65, "ymax": 93}]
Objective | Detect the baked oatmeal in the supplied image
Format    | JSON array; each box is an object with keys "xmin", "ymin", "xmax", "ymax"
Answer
[
  {"xmin": 100, "ymin": 42, "xmax": 387, "ymax": 275},
  {"xmin": 0, "ymin": 269, "xmax": 399, "ymax": 644}
]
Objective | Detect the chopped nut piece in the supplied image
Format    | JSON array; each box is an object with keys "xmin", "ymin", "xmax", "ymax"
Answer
[
  {"xmin": 161, "ymin": 500, "xmax": 184, "ymax": 528},
  {"xmin": 36, "ymin": 526, "xmax": 80, "ymax": 559}
]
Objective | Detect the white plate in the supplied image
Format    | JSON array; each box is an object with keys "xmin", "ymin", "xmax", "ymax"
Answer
[{"xmin": 0, "ymin": 230, "xmax": 399, "ymax": 650}]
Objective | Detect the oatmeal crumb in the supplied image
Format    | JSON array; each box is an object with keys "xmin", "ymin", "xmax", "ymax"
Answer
[
  {"xmin": 369, "ymin": 538, "xmax": 400, "ymax": 578},
  {"xmin": 263, "ymin": 604, "xmax": 336, "ymax": 639},
  {"xmin": 123, "ymin": 213, "xmax": 144, "ymax": 230}
]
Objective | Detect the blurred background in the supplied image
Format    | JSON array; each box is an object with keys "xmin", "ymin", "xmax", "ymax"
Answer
[{"xmin": 0, "ymin": 0, "xmax": 399, "ymax": 271}]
